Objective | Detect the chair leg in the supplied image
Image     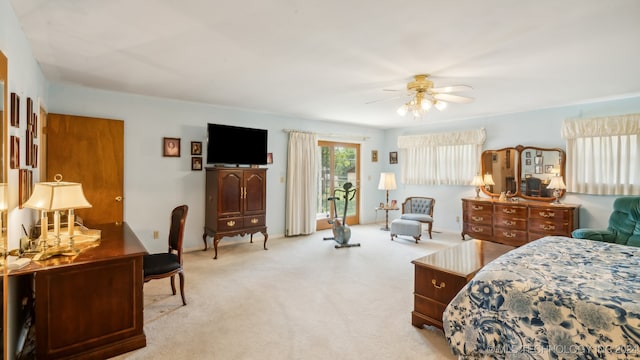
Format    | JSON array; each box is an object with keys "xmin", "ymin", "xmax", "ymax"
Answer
[
  {"xmin": 178, "ymin": 271, "xmax": 186, "ymax": 306},
  {"xmin": 170, "ymin": 275, "xmax": 177, "ymax": 295},
  {"xmin": 428, "ymin": 223, "xmax": 433, "ymax": 239}
]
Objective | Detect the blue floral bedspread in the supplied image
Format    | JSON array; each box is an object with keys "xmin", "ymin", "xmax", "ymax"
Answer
[{"xmin": 443, "ymin": 236, "xmax": 640, "ymax": 359}]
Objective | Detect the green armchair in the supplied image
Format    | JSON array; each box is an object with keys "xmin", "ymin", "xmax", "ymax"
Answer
[{"xmin": 571, "ymin": 196, "xmax": 640, "ymax": 247}]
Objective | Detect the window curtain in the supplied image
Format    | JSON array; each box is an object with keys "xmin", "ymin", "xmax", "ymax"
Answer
[
  {"xmin": 561, "ymin": 114, "xmax": 640, "ymax": 195},
  {"xmin": 285, "ymin": 131, "xmax": 319, "ymax": 236},
  {"xmin": 398, "ymin": 128, "xmax": 485, "ymax": 185}
]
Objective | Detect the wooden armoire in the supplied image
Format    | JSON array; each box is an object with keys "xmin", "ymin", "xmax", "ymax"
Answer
[{"xmin": 202, "ymin": 167, "xmax": 268, "ymax": 259}]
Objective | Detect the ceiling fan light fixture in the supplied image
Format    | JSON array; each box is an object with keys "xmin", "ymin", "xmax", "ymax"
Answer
[
  {"xmin": 397, "ymin": 103, "xmax": 409, "ymax": 116},
  {"xmin": 420, "ymin": 99, "xmax": 432, "ymax": 111},
  {"xmin": 434, "ymin": 100, "xmax": 448, "ymax": 111}
]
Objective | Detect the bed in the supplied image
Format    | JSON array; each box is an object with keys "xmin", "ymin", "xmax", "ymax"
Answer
[{"xmin": 443, "ymin": 236, "xmax": 640, "ymax": 359}]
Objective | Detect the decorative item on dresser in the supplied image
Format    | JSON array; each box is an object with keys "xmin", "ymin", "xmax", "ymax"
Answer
[
  {"xmin": 202, "ymin": 167, "xmax": 268, "ymax": 259},
  {"xmin": 461, "ymin": 198, "xmax": 580, "ymax": 246}
]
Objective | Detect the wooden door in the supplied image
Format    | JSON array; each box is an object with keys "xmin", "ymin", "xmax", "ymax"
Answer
[
  {"xmin": 244, "ymin": 169, "xmax": 266, "ymax": 215},
  {"xmin": 46, "ymin": 114, "xmax": 124, "ymax": 225}
]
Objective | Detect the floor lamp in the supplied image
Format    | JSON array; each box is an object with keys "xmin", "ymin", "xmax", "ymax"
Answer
[{"xmin": 378, "ymin": 172, "xmax": 397, "ymax": 231}]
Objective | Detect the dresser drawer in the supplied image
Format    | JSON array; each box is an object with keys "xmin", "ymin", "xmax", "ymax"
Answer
[
  {"xmin": 493, "ymin": 214, "xmax": 527, "ymax": 230},
  {"xmin": 494, "ymin": 204, "xmax": 527, "ymax": 218},
  {"xmin": 528, "ymin": 207, "xmax": 572, "ymax": 221},
  {"xmin": 243, "ymin": 215, "xmax": 265, "ymax": 227},
  {"xmin": 494, "ymin": 229, "xmax": 528, "ymax": 246},
  {"xmin": 529, "ymin": 218, "xmax": 571, "ymax": 235},
  {"xmin": 217, "ymin": 217, "xmax": 244, "ymax": 231},
  {"xmin": 464, "ymin": 202, "xmax": 493, "ymax": 218},
  {"xmin": 464, "ymin": 223, "xmax": 492, "ymax": 239},
  {"xmin": 414, "ymin": 266, "xmax": 467, "ymax": 303}
]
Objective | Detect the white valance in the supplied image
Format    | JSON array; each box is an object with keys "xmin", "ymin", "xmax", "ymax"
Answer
[
  {"xmin": 397, "ymin": 128, "xmax": 485, "ymax": 148},
  {"xmin": 561, "ymin": 114, "xmax": 640, "ymax": 139}
]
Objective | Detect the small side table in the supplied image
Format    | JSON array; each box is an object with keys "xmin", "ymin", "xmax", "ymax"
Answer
[{"xmin": 375, "ymin": 206, "xmax": 399, "ymax": 231}]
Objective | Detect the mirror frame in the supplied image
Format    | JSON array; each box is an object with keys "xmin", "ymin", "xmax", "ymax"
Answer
[
  {"xmin": 1, "ymin": 49, "xmax": 7, "ymax": 360},
  {"xmin": 481, "ymin": 144, "xmax": 566, "ymax": 202}
]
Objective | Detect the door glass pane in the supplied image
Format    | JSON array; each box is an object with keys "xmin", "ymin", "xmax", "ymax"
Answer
[{"xmin": 317, "ymin": 142, "xmax": 359, "ymax": 229}]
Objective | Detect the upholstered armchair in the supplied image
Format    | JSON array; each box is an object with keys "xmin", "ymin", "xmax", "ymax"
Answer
[
  {"xmin": 400, "ymin": 197, "xmax": 435, "ymax": 239},
  {"xmin": 572, "ymin": 197, "xmax": 640, "ymax": 247}
]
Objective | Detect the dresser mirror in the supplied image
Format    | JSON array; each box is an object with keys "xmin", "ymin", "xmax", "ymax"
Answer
[
  {"xmin": 481, "ymin": 145, "xmax": 566, "ymax": 202},
  {"xmin": 1, "ymin": 49, "xmax": 7, "ymax": 360}
]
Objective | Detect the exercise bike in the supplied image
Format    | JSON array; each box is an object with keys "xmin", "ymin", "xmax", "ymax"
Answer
[{"xmin": 323, "ymin": 182, "xmax": 361, "ymax": 248}]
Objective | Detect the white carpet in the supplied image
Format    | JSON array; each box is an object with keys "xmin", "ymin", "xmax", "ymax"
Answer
[{"xmin": 112, "ymin": 224, "xmax": 462, "ymax": 360}]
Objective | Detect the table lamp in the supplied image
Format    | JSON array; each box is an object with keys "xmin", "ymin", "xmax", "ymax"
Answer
[
  {"xmin": 547, "ymin": 175, "xmax": 566, "ymax": 204},
  {"xmin": 23, "ymin": 174, "xmax": 92, "ymax": 252},
  {"xmin": 378, "ymin": 172, "xmax": 397, "ymax": 207},
  {"xmin": 471, "ymin": 174, "xmax": 484, "ymax": 198},
  {"xmin": 483, "ymin": 173, "xmax": 495, "ymax": 192}
]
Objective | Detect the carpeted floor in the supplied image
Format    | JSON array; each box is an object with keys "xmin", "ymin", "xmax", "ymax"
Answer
[{"xmin": 112, "ymin": 224, "xmax": 462, "ymax": 360}]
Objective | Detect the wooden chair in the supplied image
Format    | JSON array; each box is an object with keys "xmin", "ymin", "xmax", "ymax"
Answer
[
  {"xmin": 143, "ymin": 205, "xmax": 189, "ymax": 305},
  {"xmin": 400, "ymin": 197, "xmax": 435, "ymax": 239},
  {"xmin": 525, "ymin": 177, "xmax": 542, "ymax": 197}
]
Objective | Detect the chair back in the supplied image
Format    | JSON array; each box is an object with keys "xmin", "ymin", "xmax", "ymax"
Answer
[
  {"xmin": 525, "ymin": 177, "xmax": 542, "ymax": 196},
  {"xmin": 168, "ymin": 205, "xmax": 189, "ymax": 260},
  {"xmin": 402, "ymin": 197, "xmax": 434, "ymax": 216},
  {"xmin": 608, "ymin": 197, "xmax": 640, "ymax": 246}
]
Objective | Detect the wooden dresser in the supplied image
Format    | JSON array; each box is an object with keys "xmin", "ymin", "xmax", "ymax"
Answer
[
  {"xmin": 202, "ymin": 167, "xmax": 268, "ymax": 259},
  {"xmin": 461, "ymin": 198, "xmax": 580, "ymax": 246}
]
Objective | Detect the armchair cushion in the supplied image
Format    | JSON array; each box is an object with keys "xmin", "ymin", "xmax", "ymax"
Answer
[
  {"xmin": 572, "ymin": 196, "xmax": 640, "ymax": 247},
  {"xmin": 400, "ymin": 213, "xmax": 433, "ymax": 223}
]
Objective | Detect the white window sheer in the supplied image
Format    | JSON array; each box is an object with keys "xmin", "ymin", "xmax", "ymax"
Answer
[
  {"xmin": 285, "ymin": 131, "xmax": 319, "ymax": 236},
  {"xmin": 398, "ymin": 128, "xmax": 485, "ymax": 185},
  {"xmin": 561, "ymin": 114, "xmax": 640, "ymax": 195}
]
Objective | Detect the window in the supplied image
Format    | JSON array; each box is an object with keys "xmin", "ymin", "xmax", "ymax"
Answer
[
  {"xmin": 397, "ymin": 128, "xmax": 485, "ymax": 185},
  {"xmin": 562, "ymin": 114, "xmax": 639, "ymax": 195}
]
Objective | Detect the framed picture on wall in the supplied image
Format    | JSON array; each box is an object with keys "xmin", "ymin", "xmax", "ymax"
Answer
[
  {"xmin": 191, "ymin": 141, "xmax": 202, "ymax": 155},
  {"xmin": 163, "ymin": 137, "xmax": 180, "ymax": 157},
  {"xmin": 371, "ymin": 150, "xmax": 378, "ymax": 162},
  {"xmin": 535, "ymin": 165, "xmax": 542, "ymax": 174},
  {"xmin": 267, "ymin": 152, "xmax": 273, "ymax": 164},
  {"xmin": 525, "ymin": 159, "xmax": 531, "ymax": 165},
  {"xmin": 10, "ymin": 92, "xmax": 19, "ymax": 127},
  {"xmin": 191, "ymin": 157, "xmax": 202, "ymax": 171},
  {"xmin": 10, "ymin": 136, "xmax": 19, "ymax": 169},
  {"xmin": 545, "ymin": 165, "xmax": 554, "ymax": 173},
  {"xmin": 389, "ymin": 151, "xmax": 398, "ymax": 164}
]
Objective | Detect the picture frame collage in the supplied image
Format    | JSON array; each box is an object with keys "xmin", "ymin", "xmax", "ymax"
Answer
[
  {"xmin": 10, "ymin": 93, "xmax": 39, "ymax": 208},
  {"xmin": 163, "ymin": 137, "xmax": 273, "ymax": 170}
]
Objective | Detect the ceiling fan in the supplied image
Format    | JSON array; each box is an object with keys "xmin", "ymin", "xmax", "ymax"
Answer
[{"xmin": 369, "ymin": 74, "xmax": 474, "ymax": 117}]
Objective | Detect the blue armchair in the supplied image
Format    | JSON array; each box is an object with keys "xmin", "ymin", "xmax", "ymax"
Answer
[
  {"xmin": 572, "ymin": 197, "xmax": 640, "ymax": 247},
  {"xmin": 400, "ymin": 197, "xmax": 435, "ymax": 239}
]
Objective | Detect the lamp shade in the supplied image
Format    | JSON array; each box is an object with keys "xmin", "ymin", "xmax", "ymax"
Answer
[
  {"xmin": 378, "ymin": 172, "xmax": 397, "ymax": 191},
  {"xmin": 483, "ymin": 173, "xmax": 495, "ymax": 186},
  {"xmin": 23, "ymin": 181, "xmax": 92, "ymax": 211},
  {"xmin": 547, "ymin": 175, "xmax": 566, "ymax": 190},
  {"xmin": 471, "ymin": 175, "xmax": 484, "ymax": 186}
]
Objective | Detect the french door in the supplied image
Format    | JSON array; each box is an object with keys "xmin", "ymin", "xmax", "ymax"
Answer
[{"xmin": 316, "ymin": 141, "xmax": 360, "ymax": 230}]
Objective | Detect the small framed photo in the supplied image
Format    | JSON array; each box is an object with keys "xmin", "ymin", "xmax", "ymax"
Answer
[
  {"xmin": 390, "ymin": 199, "xmax": 397, "ymax": 208},
  {"xmin": 10, "ymin": 136, "xmax": 19, "ymax": 169},
  {"xmin": 545, "ymin": 165, "xmax": 554, "ymax": 173},
  {"xmin": 492, "ymin": 153, "xmax": 498, "ymax": 162},
  {"xmin": 267, "ymin": 152, "xmax": 273, "ymax": 164},
  {"xmin": 535, "ymin": 165, "xmax": 542, "ymax": 174},
  {"xmin": 525, "ymin": 159, "xmax": 531, "ymax": 165},
  {"xmin": 191, "ymin": 157, "xmax": 202, "ymax": 171},
  {"xmin": 371, "ymin": 150, "xmax": 378, "ymax": 162},
  {"xmin": 536, "ymin": 150, "xmax": 543, "ymax": 156},
  {"xmin": 10, "ymin": 92, "xmax": 19, "ymax": 127},
  {"xmin": 389, "ymin": 151, "xmax": 398, "ymax": 164},
  {"xmin": 534, "ymin": 156, "xmax": 542, "ymax": 165},
  {"xmin": 163, "ymin": 137, "xmax": 181, "ymax": 157},
  {"xmin": 525, "ymin": 151, "xmax": 531, "ymax": 158},
  {"xmin": 191, "ymin": 141, "xmax": 202, "ymax": 155}
]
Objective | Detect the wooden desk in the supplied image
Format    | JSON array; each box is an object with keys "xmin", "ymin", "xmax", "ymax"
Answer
[
  {"xmin": 411, "ymin": 240, "xmax": 514, "ymax": 329},
  {"xmin": 10, "ymin": 222, "xmax": 147, "ymax": 359}
]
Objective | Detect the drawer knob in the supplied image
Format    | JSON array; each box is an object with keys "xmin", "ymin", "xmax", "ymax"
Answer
[
  {"xmin": 471, "ymin": 226, "xmax": 482, "ymax": 232},
  {"xmin": 251, "ymin": 218, "xmax": 259, "ymax": 224},
  {"xmin": 502, "ymin": 208, "xmax": 515, "ymax": 214},
  {"xmin": 226, "ymin": 220, "xmax": 236, "ymax": 227},
  {"xmin": 431, "ymin": 279, "xmax": 446, "ymax": 289},
  {"xmin": 539, "ymin": 211, "xmax": 555, "ymax": 218},
  {"xmin": 542, "ymin": 224, "xmax": 556, "ymax": 231},
  {"xmin": 472, "ymin": 216, "xmax": 483, "ymax": 222},
  {"xmin": 503, "ymin": 231, "xmax": 516, "ymax": 238},
  {"xmin": 503, "ymin": 220, "xmax": 515, "ymax": 226},
  {"xmin": 472, "ymin": 205, "xmax": 484, "ymax": 210}
]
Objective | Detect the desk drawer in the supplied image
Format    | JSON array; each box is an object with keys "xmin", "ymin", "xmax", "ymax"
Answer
[
  {"xmin": 217, "ymin": 217, "xmax": 244, "ymax": 231},
  {"xmin": 243, "ymin": 215, "xmax": 265, "ymax": 227}
]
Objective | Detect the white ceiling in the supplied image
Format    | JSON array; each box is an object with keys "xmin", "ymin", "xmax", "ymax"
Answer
[{"xmin": 9, "ymin": 0, "xmax": 640, "ymax": 129}]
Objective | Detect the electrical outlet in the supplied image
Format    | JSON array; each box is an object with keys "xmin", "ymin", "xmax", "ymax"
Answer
[
  {"xmin": 455, "ymin": 216, "xmax": 460, "ymax": 223},
  {"xmin": 153, "ymin": 230, "xmax": 159, "ymax": 239}
]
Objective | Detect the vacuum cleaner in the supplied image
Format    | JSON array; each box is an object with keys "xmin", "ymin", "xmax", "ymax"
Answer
[{"xmin": 323, "ymin": 182, "xmax": 360, "ymax": 248}]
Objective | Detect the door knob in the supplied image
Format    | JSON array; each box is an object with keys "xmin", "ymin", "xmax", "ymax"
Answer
[{"xmin": 115, "ymin": 196, "xmax": 123, "ymax": 202}]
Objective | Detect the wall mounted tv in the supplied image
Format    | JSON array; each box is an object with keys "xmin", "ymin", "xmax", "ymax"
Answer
[{"xmin": 207, "ymin": 123, "xmax": 268, "ymax": 165}]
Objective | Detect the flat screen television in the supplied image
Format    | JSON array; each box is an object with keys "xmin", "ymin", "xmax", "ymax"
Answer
[{"xmin": 207, "ymin": 123, "xmax": 268, "ymax": 165}]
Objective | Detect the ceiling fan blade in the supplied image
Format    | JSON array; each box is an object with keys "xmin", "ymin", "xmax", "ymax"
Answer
[
  {"xmin": 433, "ymin": 93, "xmax": 475, "ymax": 103},
  {"xmin": 382, "ymin": 88, "xmax": 401, "ymax": 92},
  {"xmin": 365, "ymin": 95, "xmax": 403, "ymax": 104},
  {"xmin": 430, "ymin": 84, "xmax": 473, "ymax": 93}
]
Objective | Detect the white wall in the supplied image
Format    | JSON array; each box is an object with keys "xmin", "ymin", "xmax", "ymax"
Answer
[{"xmin": 47, "ymin": 84, "xmax": 386, "ymax": 252}]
